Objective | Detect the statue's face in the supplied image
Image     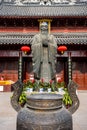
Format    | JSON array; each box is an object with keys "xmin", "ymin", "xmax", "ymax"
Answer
[{"xmin": 40, "ymin": 22, "xmax": 48, "ymax": 34}]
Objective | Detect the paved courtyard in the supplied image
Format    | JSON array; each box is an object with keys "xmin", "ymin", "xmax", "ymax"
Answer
[{"xmin": 0, "ymin": 91, "xmax": 87, "ymax": 130}]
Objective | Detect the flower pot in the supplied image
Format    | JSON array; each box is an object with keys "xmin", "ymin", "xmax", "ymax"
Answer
[
  {"xmin": 26, "ymin": 88, "xmax": 30, "ymax": 92},
  {"xmin": 29, "ymin": 88, "xmax": 33, "ymax": 93},
  {"xmin": 47, "ymin": 88, "xmax": 51, "ymax": 92},
  {"xmin": 39, "ymin": 88, "xmax": 44, "ymax": 93},
  {"xmin": 58, "ymin": 87, "xmax": 63, "ymax": 92}
]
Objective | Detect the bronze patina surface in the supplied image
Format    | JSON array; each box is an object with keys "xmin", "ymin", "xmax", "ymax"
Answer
[{"xmin": 17, "ymin": 93, "xmax": 72, "ymax": 130}]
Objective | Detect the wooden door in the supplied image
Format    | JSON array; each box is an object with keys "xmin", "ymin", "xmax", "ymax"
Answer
[
  {"xmin": 72, "ymin": 57, "xmax": 87, "ymax": 90},
  {"xmin": 0, "ymin": 58, "xmax": 18, "ymax": 82},
  {"xmin": 56, "ymin": 58, "xmax": 67, "ymax": 82}
]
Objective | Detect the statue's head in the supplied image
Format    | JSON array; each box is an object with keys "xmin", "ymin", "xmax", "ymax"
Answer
[{"xmin": 40, "ymin": 22, "xmax": 48, "ymax": 34}]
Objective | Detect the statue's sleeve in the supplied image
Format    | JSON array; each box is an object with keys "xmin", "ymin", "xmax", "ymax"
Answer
[
  {"xmin": 31, "ymin": 35, "xmax": 42, "ymax": 62},
  {"xmin": 48, "ymin": 35, "xmax": 57, "ymax": 75},
  {"xmin": 48, "ymin": 35, "xmax": 57, "ymax": 61},
  {"xmin": 31, "ymin": 35, "xmax": 42, "ymax": 74}
]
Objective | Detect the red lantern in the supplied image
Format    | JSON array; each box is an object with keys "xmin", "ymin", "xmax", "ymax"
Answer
[
  {"xmin": 21, "ymin": 46, "xmax": 30, "ymax": 54},
  {"xmin": 57, "ymin": 46, "xmax": 67, "ymax": 54}
]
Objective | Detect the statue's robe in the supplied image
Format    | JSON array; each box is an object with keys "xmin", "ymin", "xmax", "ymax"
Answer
[{"xmin": 31, "ymin": 33, "xmax": 57, "ymax": 80}]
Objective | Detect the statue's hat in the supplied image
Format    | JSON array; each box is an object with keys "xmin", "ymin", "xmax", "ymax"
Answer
[{"xmin": 40, "ymin": 22, "xmax": 48, "ymax": 27}]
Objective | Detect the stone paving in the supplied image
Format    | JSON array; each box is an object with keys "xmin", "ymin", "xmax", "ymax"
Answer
[{"xmin": 0, "ymin": 91, "xmax": 87, "ymax": 130}]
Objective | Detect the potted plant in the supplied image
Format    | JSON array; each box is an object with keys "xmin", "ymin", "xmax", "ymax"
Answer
[
  {"xmin": 56, "ymin": 78, "xmax": 65, "ymax": 92},
  {"xmin": 47, "ymin": 80, "xmax": 54, "ymax": 92},
  {"xmin": 23, "ymin": 79, "xmax": 34, "ymax": 92},
  {"xmin": 39, "ymin": 79, "xmax": 44, "ymax": 92}
]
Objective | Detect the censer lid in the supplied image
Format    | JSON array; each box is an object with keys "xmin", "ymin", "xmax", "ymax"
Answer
[
  {"xmin": 26, "ymin": 93, "xmax": 63, "ymax": 110},
  {"xmin": 27, "ymin": 93, "xmax": 62, "ymax": 100}
]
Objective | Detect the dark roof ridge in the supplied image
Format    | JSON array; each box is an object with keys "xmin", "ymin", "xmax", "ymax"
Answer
[
  {"xmin": 1, "ymin": 2, "xmax": 87, "ymax": 7},
  {"xmin": 0, "ymin": 3, "xmax": 87, "ymax": 17},
  {"xmin": 0, "ymin": 32, "xmax": 87, "ymax": 35}
]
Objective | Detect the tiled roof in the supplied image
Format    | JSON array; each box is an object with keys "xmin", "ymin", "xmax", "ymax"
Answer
[
  {"xmin": 54, "ymin": 33, "xmax": 87, "ymax": 44},
  {"xmin": 0, "ymin": 4, "xmax": 87, "ymax": 17},
  {"xmin": 0, "ymin": 32, "xmax": 87, "ymax": 45}
]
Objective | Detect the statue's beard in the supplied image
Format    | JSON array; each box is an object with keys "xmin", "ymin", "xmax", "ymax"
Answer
[{"xmin": 41, "ymin": 29, "xmax": 48, "ymax": 35}]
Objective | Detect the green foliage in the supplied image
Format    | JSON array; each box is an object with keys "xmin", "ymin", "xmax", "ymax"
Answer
[
  {"xmin": 39, "ymin": 81, "xmax": 51, "ymax": 91},
  {"xmin": 23, "ymin": 80, "xmax": 40, "ymax": 91},
  {"xmin": 23, "ymin": 79, "xmax": 66, "ymax": 92},
  {"xmin": 63, "ymin": 88, "xmax": 73, "ymax": 107},
  {"xmin": 56, "ymin": 81, "xmax": 65, "ymax": 88},
  {"xmin": 19, "ymin": 92, "xmax": 26, "ymax": 106},
  {"xmin": 19, "ymin": 79, "xmax": 72, "ymax": 107},
  {"xmin": 51, "ymin": 82, "xmax": 56, "ymax": 91},
  {"xmin": 23, "ymin": 80, "xmax": 34, "ymax": 89}
]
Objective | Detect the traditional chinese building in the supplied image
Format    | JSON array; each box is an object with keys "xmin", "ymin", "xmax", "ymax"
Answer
[{"xmin": 0, "ymin": 0, "xmax": 87, "ymax": 90}]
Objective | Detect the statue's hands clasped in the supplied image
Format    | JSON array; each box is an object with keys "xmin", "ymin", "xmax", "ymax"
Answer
[{"xmin": 42, "ymin": 39, "xmax": 49, "ymax": 47}]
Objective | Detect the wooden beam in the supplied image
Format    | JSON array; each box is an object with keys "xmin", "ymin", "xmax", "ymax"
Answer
[
  {"xmin": 56, "ymin": 51, "xmax": 87, "ymax": 57},
  {"xmin": 0, "ymin": 50, "xmax": 87, "ymax": 57},
  {"xmin": 0, "ymin": 50, "xmax": 32, "ymax": 57}
]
